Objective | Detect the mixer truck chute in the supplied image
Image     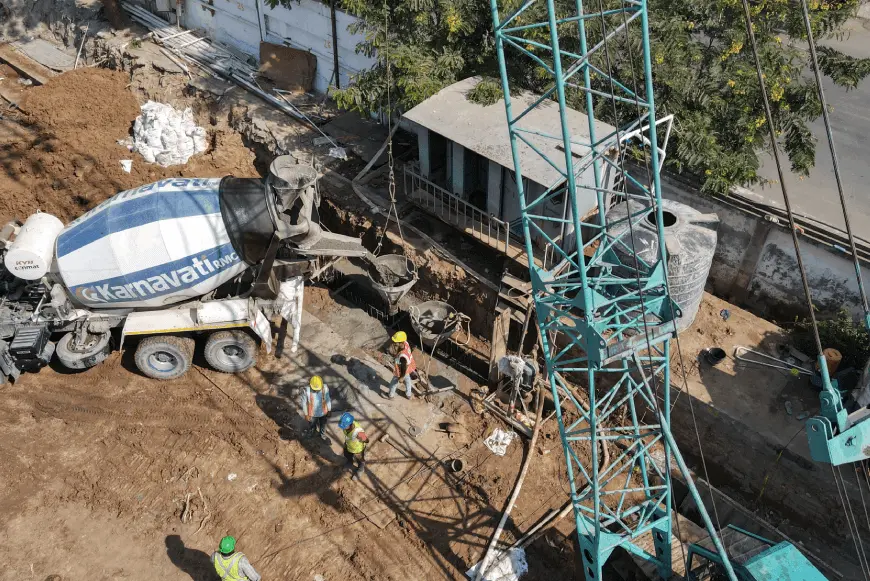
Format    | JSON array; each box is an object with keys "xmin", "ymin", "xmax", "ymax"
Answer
[{"xmin": 0, "ymin": 156, "xmax": 367, "ymax": 383}]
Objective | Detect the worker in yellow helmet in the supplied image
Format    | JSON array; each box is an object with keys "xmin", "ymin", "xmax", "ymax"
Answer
[
  {"xmin": 212, "ymin": 536, "xmax": 260, "ymax": 581},
  {"xmin": 388, "ymin": 331, "xmax": 416, "ymax": 400},
  {"xmin": 301, "ymin": 375, "xmax": 332, "ymax": 441}
]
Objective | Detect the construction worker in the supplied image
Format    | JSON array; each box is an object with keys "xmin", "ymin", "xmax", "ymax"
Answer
[
  {"xmin": 339, "ymin": 412, "xmax": 368, "ymax": 480},
  {"xmin": 388, "ymin": 331, "xmax": 416, "ymax": 400},
  {"xmin": 212, "ymin": 536, "xmax": 261, "ymax": 581},
  {"xmin": 301, "ymin": 375, "xmax": 331, "ymax": 440}
]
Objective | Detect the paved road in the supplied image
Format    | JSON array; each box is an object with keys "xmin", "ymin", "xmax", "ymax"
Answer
[{"xmin": 756, "ymin": 18, "xmax": 870, "ymax": 239}]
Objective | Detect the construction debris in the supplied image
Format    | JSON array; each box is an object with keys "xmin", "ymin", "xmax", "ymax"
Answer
[
  {"xmin": 465, "ymin": 548, "xmax": 529, "ymax": 581},
  {"xmin": 484, "ymin": 428, "xmax": 517, "ymax": 457},
  {"xmin": 132, "ymin": 101, "xmax": 207, "ymax": 166}
]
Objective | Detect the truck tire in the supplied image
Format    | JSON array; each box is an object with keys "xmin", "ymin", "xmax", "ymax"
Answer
[
  {"xmin": 204, "ymin": 330, "xmax": 258, "ymax": 373},
  {"xmin": 134, "ymin": 336, "xmax": 194, "ymax": 380},
  {"xmin": 56, "ymin": 331, "xmax": 112, "ymax": 370}
]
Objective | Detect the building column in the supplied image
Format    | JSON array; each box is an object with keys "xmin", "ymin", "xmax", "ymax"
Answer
[
  {"xmin": 487, "ymin": 160, "xmax": 503, "ymax": 217},
  {"xmin": 451, "ymin": 142, "xmax": 465, "ymax": 197},
  {"xmin": 417, "ymin": 128, "xmax": 431, "ymax": 179}
]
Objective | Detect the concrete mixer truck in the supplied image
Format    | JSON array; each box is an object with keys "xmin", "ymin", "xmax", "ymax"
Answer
[{"xmin": 0, "ymin": 156, "xmax": 367, "ymax": 382}]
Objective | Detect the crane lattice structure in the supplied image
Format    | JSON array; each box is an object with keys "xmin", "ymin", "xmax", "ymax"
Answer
[{"xmin": 489, "ymin": 1, "xmax": 736, "ymax": 579}]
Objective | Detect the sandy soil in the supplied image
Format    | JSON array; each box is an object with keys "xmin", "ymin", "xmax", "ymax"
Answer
[
  {"xmin": 0, "ymin": 68, "xmax": 257, "ymax": 225},
  {"xmin": 0, "ymin": 311, "xmax": 580, "ymax": 581}
]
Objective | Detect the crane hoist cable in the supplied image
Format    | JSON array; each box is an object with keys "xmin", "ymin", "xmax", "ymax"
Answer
[
  {"xmin": 798, "ymin": 0, "xmax": 870, "ymax": 553},
  {"xmin": 798, "ymin": 0, "xmax": 870, "ymax": 328},
  {"xmin": 600, "ymin": 0, "xmax": 726, "ymax": 561},
  {"xmin": 738, "ymin": 0, "xmax": 870, "ymax": 577},
  {"xmin": 372, "ymin": 0, "xmax": 406, "ymax": 258}
]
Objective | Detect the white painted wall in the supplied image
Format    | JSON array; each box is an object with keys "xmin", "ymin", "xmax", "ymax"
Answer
[{"xmin": 182, "ymin": 0, "xmax": 375, "ymax": 93}]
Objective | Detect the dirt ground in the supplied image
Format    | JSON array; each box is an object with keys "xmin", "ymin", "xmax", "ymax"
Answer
[
  {"xmin": 0, "ymin": 68, "xmax": 257, "ymax": 225},
  {"xmin": 1, "ymin": 298, "xmax": 579, "ymax": 581},
  {"xmin": 0, "ymin": 66, "xmax": 585, "ymax": 581}
]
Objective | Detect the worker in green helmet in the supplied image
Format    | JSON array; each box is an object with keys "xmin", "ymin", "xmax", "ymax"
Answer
[{"xmin": 213, "ymin": 535, "xmax": 261, "ymax": 581}]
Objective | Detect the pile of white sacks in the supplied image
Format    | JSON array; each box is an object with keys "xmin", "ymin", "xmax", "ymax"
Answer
[{"xmin": 132, "ymin": 101, "xmax": 208, "ymax": 167}]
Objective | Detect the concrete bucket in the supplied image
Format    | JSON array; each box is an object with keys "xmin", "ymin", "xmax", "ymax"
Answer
[
  {"xmin": 409, "ymin": 300, "xmax": 465, "ymax": 348},
  {"xmin": 268, "ymin": 158, "xmax": 318, "ymax": 208},
  {"xmin": 367, "ymin": 254, "xmax": 418, "ymax": 314}
]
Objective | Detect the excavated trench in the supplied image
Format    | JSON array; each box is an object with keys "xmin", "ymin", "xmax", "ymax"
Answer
[{"xmin": 321, "ymin": 265, "xmax": 491, "ymax": 384}]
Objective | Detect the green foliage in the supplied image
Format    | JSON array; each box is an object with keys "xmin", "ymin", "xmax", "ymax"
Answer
[
  {"xmin": 267, "ymin": 0, "xmax": 869, "ymax": 193},
  {"xmin": 817, "ymin": 45, "xmax": 870, "ymax": 89},
  {"xmin": 466, "ymin": 77, "xmax": 504, "ymax": 106},
  {"xmin": 791, "ymin": 309, "xmax": 870, "ymax": 369}
]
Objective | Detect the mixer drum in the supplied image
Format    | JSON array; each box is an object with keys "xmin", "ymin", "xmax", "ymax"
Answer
[{"xmin": 56, "ymin": 178, "xmax": 264, "ymax": 309}]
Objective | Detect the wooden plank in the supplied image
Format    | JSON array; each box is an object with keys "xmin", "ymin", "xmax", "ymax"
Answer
[
  {"xmin": 0, "ymin": 44, "xmax": 56, "ymax": 85},
  {"xmin": 490, "ymin": 306, "xmax": 512, "ymax": 383},
  {"xmin": 501, "ymin": 273, "xmax": 532, "ymax": 294}
]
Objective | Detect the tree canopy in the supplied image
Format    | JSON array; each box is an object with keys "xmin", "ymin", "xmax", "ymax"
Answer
[{"xmin": 268, "ymin": 0, "xmax": 870, "ymax": 194}]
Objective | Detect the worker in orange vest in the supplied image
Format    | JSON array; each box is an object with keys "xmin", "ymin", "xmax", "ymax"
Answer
[
  {"xmin": 388, "ymin": 331, "xmax": 416, "ymax": 400},
  {"xmin": 301, "ymin": 375, "xmax": 331, "ymax": 440}
]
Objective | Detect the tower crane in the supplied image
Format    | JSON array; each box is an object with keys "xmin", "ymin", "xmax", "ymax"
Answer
[{"xmin": 488, "ymin": 0, "xmax": 830, "ymax": 579}]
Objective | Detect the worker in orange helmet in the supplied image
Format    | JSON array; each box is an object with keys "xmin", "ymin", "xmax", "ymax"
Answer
[{"xmin": 387, "ymin": 331, "xmax": 416, "ymax": 400}]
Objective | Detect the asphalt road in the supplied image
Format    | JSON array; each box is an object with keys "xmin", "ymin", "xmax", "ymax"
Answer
[{"xmin": 756, "ymin": 18, "xmax": 870, "ymax": 239}]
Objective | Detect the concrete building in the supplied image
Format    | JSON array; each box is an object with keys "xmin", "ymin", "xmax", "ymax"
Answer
[{"xmin": 401, "ymin": 77, "xmax": 618, "ymax": 264}]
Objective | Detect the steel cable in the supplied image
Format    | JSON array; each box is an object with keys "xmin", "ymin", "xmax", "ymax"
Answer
[
  {"xmin": 607, "ymin": 0, "xmax": 725, "ymax": 568},
  {"xmin": 738, "ymin": 0, "xmax": 868, "ymax": 576}
]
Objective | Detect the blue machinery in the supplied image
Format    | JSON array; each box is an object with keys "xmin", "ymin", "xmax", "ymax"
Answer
[{"xmin": 488, "ymin": 0, "xmax": 829, "ymax": 579}]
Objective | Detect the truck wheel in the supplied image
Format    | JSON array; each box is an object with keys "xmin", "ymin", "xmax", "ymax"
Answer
[
  {"xmin": 204, "ymin": 330, "xmax": 258, "ymax": 373},
  {"xmin": 56, "ymin": 331, "xmax": 112, "ymax": 370},
  {"xmin": 134, "ymin": 336, "xmax": 194, "ymax": 380}
]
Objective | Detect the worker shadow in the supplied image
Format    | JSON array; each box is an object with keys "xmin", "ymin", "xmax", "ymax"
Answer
[
  {"xmin": 164, "ymin": 535, "xmax": 218, "ymax": 581},
  {"xmin": 253, "ymin": 381, "xmax": 350, "ymax": 512},
  {"xmin": 242, "ymin": 319, "xmax": 510, "ymax": 578},
  {"xmin": 330, "ymin": 352, "xmax": 391, "ymax": 396}
]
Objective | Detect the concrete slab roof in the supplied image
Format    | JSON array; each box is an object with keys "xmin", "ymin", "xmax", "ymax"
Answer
[{"xmin": 403, "ymin": 76, "xmax": 617, "ymax": 187}]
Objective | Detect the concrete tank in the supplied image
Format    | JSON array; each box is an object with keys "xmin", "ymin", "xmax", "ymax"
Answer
[{"xmin": 56, "ymin": 178, "xmax": 256, "ymax": 309}]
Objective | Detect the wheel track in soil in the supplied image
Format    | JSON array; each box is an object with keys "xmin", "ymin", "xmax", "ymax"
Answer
[
  {"xmin": 19, "ymin": 388, "xmax": 220, "ymax": 430},
  {"xmin": 14, "ymin": 370, "xmax": 329, "ymax": 573}
]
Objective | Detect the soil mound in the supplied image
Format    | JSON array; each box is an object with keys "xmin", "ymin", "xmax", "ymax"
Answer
[{"xmin": 0, "ymin": 68, "xmax": 258, "ymax": 225}]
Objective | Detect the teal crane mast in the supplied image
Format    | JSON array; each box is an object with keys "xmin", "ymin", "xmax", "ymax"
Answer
[{"xmin": 488, "ymin": 0, "xmax": 738, "ymax": 579}]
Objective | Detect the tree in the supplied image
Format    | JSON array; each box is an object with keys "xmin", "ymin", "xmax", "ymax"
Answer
[{"xmin": 266, "ymin": 0, "xmax": 870, "ymax": 194}]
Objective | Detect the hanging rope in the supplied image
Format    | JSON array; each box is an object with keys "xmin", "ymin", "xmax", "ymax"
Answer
[
  {"xmin": 738, "ymin": 0, "xmax": 869, "ymax": 577},
  {"xmin": 798, "ymin": 0, "xmax": 870, "ymax": 326},
  {"xmin": 372, "ymin": 0, "xmax": 406, "ymax": 258}
]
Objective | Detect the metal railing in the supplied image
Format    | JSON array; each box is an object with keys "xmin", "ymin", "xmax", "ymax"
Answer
[{"xmin": 404, "ymin": 164, "xmax": 511, "ymax": 256}]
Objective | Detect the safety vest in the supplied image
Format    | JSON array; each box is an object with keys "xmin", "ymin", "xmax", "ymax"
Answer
[
  {"xmin": 393, "ymin": 342, "xmax": 417, "ymax": 377},
  {"xmin": 213, "ymin": 552, "xmax": 248, "ymax": 581},
  {"xmin": 344, "ymin": 421, "xmax": 366, "ymax": 454},
  {"xmin": 306, "ymin": 385, "xmax": 329, "ymax": 417}
]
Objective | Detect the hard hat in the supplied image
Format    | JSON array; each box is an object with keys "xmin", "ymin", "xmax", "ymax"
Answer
[
  {"xmin": 310, "ymin": 375, "xmax": 323, "ymax": 391},
  {"xmin": 392, "ymin": 331, "xmax": 407, "ymax": 343},
  {"xmin": 339, "ymin": 412, "xmax": 354, "ymax": 430},
  {"xmin": 219, "ymin": 536, "xmax": 236, "ymax": 554}
]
